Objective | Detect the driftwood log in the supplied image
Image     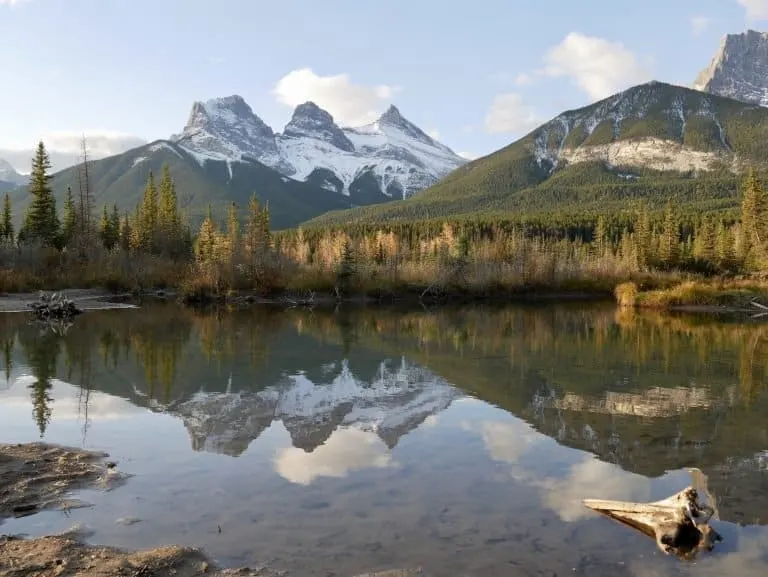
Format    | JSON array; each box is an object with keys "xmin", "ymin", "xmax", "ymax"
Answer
[
  {"xmin": 583, "ymin": 486, "xmax": 722, "ymax": 559},
  {"xmin": 28, "ymin": 291, "xmax": 82, "ymax": 322}
]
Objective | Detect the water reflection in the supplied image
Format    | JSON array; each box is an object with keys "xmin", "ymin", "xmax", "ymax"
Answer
[{"xmin": 0, "ymin": 304, "xmax": 767, "ymax": 575}]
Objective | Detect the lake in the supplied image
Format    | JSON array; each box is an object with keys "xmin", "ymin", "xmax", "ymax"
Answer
[{"xmin": 0, "ymin": 302, "xmax": 767, "ymax": 576}]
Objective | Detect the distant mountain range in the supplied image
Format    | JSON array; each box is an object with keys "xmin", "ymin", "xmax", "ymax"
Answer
[
  {"xmin": 8, "ymin": 29, "xmax": 768, "ymax": 228},
  {"xmin": 307, "ymin": 80, "xmax": 768, "ymax": 226},
  {"xmin": 173, "ymin": 358, "xmax": 458, "ymax": 457},
  {"xmin": 6, "ymin": 97, "xmax": 465, "ymax": 229}
]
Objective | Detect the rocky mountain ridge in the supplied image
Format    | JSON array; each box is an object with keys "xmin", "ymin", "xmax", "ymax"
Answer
[
  {"xmin": 0, "ymin": 158, "xmax": 27, "ymax": 191},
  {"xmin": 694, "ymin": 29, "xmax": 768, "ymax": 106},
  {"xmin": 171, "ymin": 95, "xmax": 466, "ymax": 199},
  {"xmin": 171, "ymin": 358, "xmax": 459, "ymax": 457}
]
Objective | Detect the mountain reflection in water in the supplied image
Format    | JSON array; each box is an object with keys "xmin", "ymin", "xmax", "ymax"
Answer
[{"xmin": 0, "ymin": 304, "xmax": 767, "ymax": 576}]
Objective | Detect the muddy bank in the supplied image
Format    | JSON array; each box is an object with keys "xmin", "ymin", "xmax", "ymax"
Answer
[
  {"xmin": 0, "ymin": 535, "xmax": 289, "ymax": 577},
  {"xmin": 0, "ymin": 443, "xmax": 425, "ymax": 577},
  {"xmin": 0, "ymin": 536, "xmax": 426, "ymax": 577},
  {"xmin": 0, "ymin": 443, "xmax": 129, "ymax": 521},
  {"xmin": 0, "ymin": 289, "xmax": 136, "ymax": 313}
]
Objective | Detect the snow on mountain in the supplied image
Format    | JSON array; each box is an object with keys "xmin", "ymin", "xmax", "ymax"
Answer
[
  {"xmin": 171, "ymin": 357, "xmax": 460, "ymax": 457},
  {"xmin": 0, "ymin": 158, "xmax": 28, "ymax": 186},
  {"xmin": 528, "ymin": 81, "xmax": 738, "ymax": 174},
  {"xmin": 694, "ymin": 29, "xmax": 768, "ymax": 106},
  {"xmin": 170, "ymin": 96, "xmax": 467, "ymax": 199}
]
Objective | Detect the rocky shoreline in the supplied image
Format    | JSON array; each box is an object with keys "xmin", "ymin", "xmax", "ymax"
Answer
[{"xmin": 0, "ymin": 443, "xmax": 424, "ymax": 577}]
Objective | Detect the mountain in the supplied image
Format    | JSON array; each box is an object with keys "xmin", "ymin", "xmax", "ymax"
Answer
[
  {"xmin": 173, "ymin": 358, "xmax": 458, "ymax": 457},
  {"xmin": 694, "ymin": 29, "xmax": 768, "ymax": 106},
  {"xmin": 305, "ymin": 81, "xmax": 768, "ymax": 226},
  {"xmin": 171, "ymin": 95, "xmax": 466, "ymax": 201},
  {"xmin": 9, "ymin": 139, "xmax": 352, "ymax": 230},
  {"xmin": 0, "ymin": 158, "xmax": 27, "ymax": 193},
  {"xmin": 10, "ymin": 96, "xmax": 464, "ymax": 229}
]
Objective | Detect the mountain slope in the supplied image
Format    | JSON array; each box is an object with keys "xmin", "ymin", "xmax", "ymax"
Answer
[
  {"xmin": 694, "ymin": 29, "xmax": 768, "ymax": 106},
  {"xmin": 9, "ymin": 140, "xmax": 352, "ymax": 230},
  {"xmin": 306, "ymin": 81, "xmax": 768, "ymax": 226},
  {"xmin": 0, "ymin": 158, "xmax": 27, "ymax": 193},
  {"xmin": 171, "ymin": 95, "xmax": 466, "ymax": 201}
]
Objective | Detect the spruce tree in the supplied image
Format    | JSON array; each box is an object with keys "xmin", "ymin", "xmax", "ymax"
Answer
[
  {"xmin": 139, "ymin": 171, "xmax": 158, "ymax": 252},
  {"xmin": 593, "ymin": 215, "xmax": 607, "ymax": 257},
  {"xmin": 226, "ymin": 202, "xmax": 240, "ymax": 261},
  {"xmin": 21, "ymin": 141, "xmax": 59, "ymax": 246},
  {"xmin": 1, "ymin": 193, "xmax": 12, "ymax": 245},
  {"xmin": 740, "ymin": 169, "xmax": 767, "ymax": 268},
  {"xmin": 157, "ymin": 164, "xmax": 179, "ymax": 253},
  {"xmin": 635, "ymin": 202, "xmax": 651, "ymax": 268},
  {"xmin": 658, "ymin": 201, "xmax": 679, "ymax": 268},
  {"xmin": 195, "ymin": 205, "xmax": 218, "ymax": 263},
  {"xmin": 61, "ymin": 186, "xmax": 77, "ymax": 246},
  {"xmin": 119, "ymin": 213, "xmax": 133, "ymax": 252},
  {"xmin": 716, "ymin": 221, "xmax": 733, "ymax": 267},
  {"xmin": 99, "ymin": 205, "xmax": 119, "ymax": 250},
  {"xmin": 109, "ymin": 204, "xmax": 120, "ymax": 244},
  {"xmin": 693, "ymin": 215, "xmax": 716, "ymax": 263}
]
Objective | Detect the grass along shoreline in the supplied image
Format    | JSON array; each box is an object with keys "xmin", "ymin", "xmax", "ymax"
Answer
[
  {"xmin": 0, "ymin": 263, "xmax": 768, "ymax": 313},
  {"xmin": 616, "ymin": 279, "xmax": 768, "ymax": 312}
]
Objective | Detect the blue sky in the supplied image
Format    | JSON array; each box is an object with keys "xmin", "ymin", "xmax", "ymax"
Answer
[{"xmin": 0, "ymin": 0, "xmax": 766, "ymax": 168}]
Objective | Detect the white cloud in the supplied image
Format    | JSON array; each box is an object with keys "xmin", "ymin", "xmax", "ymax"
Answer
[
  {"xmin": 42, "ymin": 131, "xmax": 146, "ymax": 157},
  {"xmin": 274, "ymin": 427, "xmax": 396, "ymax": 485},
  {"xmin": 541, "ymin": 32, "xmax": 653, "ymax": 100},
  {"xmin": 0, "ymin": 132, "xmax": 147, "ymax": 172},
  {"xmin": 484, "ymin": 92, "xmax": 540, "ymax": 134},
  {"xmin": 0, "ymin": 0, "xmax": 28, "ymax": 5},
  {"xmin": 691, "ymin": 15, "xmax": 712, "ymax": 36},
  {"xmin": 427, "ymin": 128, "xmax": 441, "ymax": 140},
  {"xmin": 514, "ymin": 73, "xmax": 535, "ymax": 87},
  {"xmin": 458, "ymin": 151, "xmax": 477, "ymax": 160},
  {"xmin": 273, "ymin": 68, "xmax": 400, "ymax": 126},
  {"xmin": 738, "ymin": 0, "xmax": 768, "ymax": 20}
]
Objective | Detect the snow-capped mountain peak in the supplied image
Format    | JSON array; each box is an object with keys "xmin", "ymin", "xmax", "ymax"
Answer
[
  {"xmin": 173, "ymin": 94, "xmax": 282, "ymax": 166},
  {"xmin": 694, "ymin": 29, "xmax": 768, "ymax": 106},
  {"xmin": 169, "ymin": 95, "xmax": 467, "ymax": 200},
  {"xmin": 377, "ymin": 105, "xmax": 438, "ymax": 146},
  {"xmin": 283, "ymin": 102, "xmax": 355, "ymax": 152}
]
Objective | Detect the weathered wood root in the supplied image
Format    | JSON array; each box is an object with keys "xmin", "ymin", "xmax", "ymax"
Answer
[
  {"xmin": 583, "ymin": 486, "xmax": 722, "ymax": 559},
  {"xmin": 27, "ymin": 291, "xmax": 82, "ymax": 322}
]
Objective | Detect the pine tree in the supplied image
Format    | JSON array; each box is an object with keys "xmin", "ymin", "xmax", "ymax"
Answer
[
  {"xmin": 693, "ymin": 215, "xmax": 716, "ymax": 263},
  {"xmin": 119, "ymin": 213, "xmax": 133, "ymax": 252},
  {"xmin": 0, "ymin": 193, "xmax": 12, "ymax": 245},
  {"xmin": 21, "ymin": 141, "xmax": 59, "ymax": 246},
  {"xmin": 109, "ymin": 204, "xmax": 120, "ymax": 246},
  {"xmin": 740, "ymin": 169, "xmax": 768, "ymax": 268},
  {"xmin": 244, "ymin": 195, "xmax": 261, "ymax": 256},
  {"xmin": 157, "ymin": 164, "xmax": 179, "ymax": 254},
  {"xmin": 226, "ymin": 202, "xmax": 240, "ymax": 261},
  {"xmin": 61, "ymin": 186, "xmax": 77, "ymax": 246},
  {"xmin": 259, "ymin": 200, "xmax": 271, "ymax": 249},
  {"xmin": 138, "ymin": 171, "xmax": 158, "ymax": 252},
  {"xmin": 593, "ymin": 215, "xmax": 607, "ymax": 257},
  {"xmin": 716, "ymin": 220, "xmax": 733, "ymax": 268},
  {"xmin": 195, "ymin": 205, "xmax": 218, "ymax": 263},
  {"xmin": 658, "ymin": 201, "xmax": 679, "ymax": 268},
  {"xmin": 635, "ymin": 202, "xmax": 651, "ymax": 268},
  {"xmin": 99, "ymin": 205, "xmax": 119, "ymax": 250},
  {"xmin": 336, "ymin": 239, "xmax": 355, "ymax": 297}
]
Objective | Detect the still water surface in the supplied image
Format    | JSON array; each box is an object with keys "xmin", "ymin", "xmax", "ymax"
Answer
[{"xmin": 0, "ymin": 303, "xmax": 767, "ymax": 576}]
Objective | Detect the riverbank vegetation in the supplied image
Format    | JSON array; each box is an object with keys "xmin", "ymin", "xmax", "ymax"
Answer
[{"xmin": 4, "ymin": 141, "xmax": 768, "ymax": 307}]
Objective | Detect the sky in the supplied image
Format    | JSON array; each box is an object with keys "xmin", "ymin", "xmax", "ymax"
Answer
[{"xmin": 0, "ymin": 0, "xmax": 766, "ymax": 170}]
